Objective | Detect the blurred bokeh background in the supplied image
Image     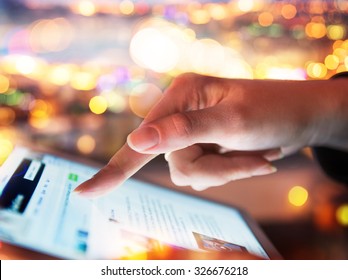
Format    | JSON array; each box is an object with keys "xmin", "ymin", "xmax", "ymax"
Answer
[{"xmin": 1, "ymin": 0, "xmax": 348, "ymax": 259}]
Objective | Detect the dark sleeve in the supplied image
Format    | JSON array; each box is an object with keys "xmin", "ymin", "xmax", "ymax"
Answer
[{"xmin": 312, "ymin": 72, "xmax": 348, "ymax": 185}]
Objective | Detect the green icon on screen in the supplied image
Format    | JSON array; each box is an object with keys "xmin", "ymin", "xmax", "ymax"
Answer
[{"xmin": 68, "ymin": 173, "xmax": 79, "ymax": 182}]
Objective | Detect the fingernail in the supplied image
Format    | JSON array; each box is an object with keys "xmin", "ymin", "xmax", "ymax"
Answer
[
  {"xmin": 73, "ymin": 186, "xmax": 87, "ymax": 196},
  {"xmin": 252, "ymin": 164, "xmax": 277, "ymax": 176},
  {"xmin": 164, "ymin": 152, "xmax": 172, "ymax": 161},
  {"xmin": 73, "ymin": 182, "xmax": 92, "ymax": 196},
  {"xmin": 73, "ymin": 186, "xmax": 83, "ymax": 193},
  {"xmin": 128, "ymin": 126, "xmax": 159, "ymax": 152},
  {"xmin": 264, "ymin": 150, "xmax": 284, "ymax": 161},
  {"xmin": 191, "ymin": 185, "xmax": 208, "ymax": 191},
  {"xmin": 73, "ymin": 187, "xmax": 100, "ymax": 199}
]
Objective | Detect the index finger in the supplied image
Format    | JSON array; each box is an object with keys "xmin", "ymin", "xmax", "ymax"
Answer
[
  {"xmin": 73, "ymin": 89, "xmax": 179, "ymax": 198},
  {"xmin": 74, "ymin": 74, "xmax": 199, "ymax": 197},
  {"xmin": 74, "ymin": 143, "xmax": 156, "ymax": 198}
]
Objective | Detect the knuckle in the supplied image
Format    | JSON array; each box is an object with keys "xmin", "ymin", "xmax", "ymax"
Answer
[
  {"xmin": 169, "ymin": 113, "xmax": 194, "ymax": 139},
  {"xmin": 168, "ymin": 162, "xmax": 192, "ymax": 186},
  {"xmin": 229, "ymin": 104, "xmax": 251, "ymax": 132},
  {"xmin": 228, "ymin": 172, "xmax": 251, "ymax": 181},
  {"xmin": 173, "ymin": 73, "xmax": 197, "ymax": 86},
  {"xmin": 170, "ymin": 170, "xmax": 189, "ymax": 186},
  {"xmin": 165, "ymin": 73, "xmax": 200, "ymax": 98},
  {"xmin": 215, "ymin": 172, "xmax": 232, "ymax": 185},
  {"xmin": 224, "ymin": 159, "xmax": 251, "ymax": 181}
]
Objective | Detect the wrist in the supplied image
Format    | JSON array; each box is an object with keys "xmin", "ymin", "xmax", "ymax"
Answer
[{"xmin": 318, "ymin": 74, "xmax": 348, "ymax": 150}]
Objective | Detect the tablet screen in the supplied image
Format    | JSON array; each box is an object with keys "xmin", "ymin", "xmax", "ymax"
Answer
[{"xmin": 0, "ymin": 147, "xmax": 270, "ymax": 259}]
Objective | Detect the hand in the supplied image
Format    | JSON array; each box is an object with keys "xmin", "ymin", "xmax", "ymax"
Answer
[{"xmin": 75, "ymin": 73, "xmax": 348, "ymax": 197}]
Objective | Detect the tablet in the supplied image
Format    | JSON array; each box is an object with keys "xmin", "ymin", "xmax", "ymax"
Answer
[{"xmin": 0, "ymin": 146, "xmax": 281, "ymax": 260}]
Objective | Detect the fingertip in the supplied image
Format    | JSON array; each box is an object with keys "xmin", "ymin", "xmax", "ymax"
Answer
[
  {"xmin": 73, "ymin": 166, "xmax": 125, "ymax": 198},
  {"xmin": 164, "ymin": 152, "xmax": 172, "ymax": 162},
  {"xmin": 73, "ymin": 178, "xmax": 107, "ymax": 199},
  {"xmin": 73, "ymin": 180, "xmax": 89, "ymax": 193},
  {"xmin": 191, "ymin": 185, "xmax": 208, "ymax": 191},
  {"xmin": 73, "ymin": 180, "xmax": 118, "ymax": 199},
  {"xmin": 270, "ymin": 165, "xmax": 278, "ymax": 173},
  {"xmin": 251, "ymin": 163, "xmax": 277, "ymax": 176},
  {"xmin": 263, "ymin": 149, "xmax": 284, "ymax": 161}
]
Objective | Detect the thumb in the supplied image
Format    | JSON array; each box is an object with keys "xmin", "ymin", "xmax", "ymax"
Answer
[{"xmin": 128, "ymin": 107, "xmax": 227, "ymax": 154}]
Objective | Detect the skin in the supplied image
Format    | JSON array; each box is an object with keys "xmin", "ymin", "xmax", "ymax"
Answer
[
  {"xmin": 73, "ymin": 72, "xmax": 348, "ymax": 259},
  {"xmin": 75, "ymin": 73, "xmax": 348, "ymax": 196}
]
